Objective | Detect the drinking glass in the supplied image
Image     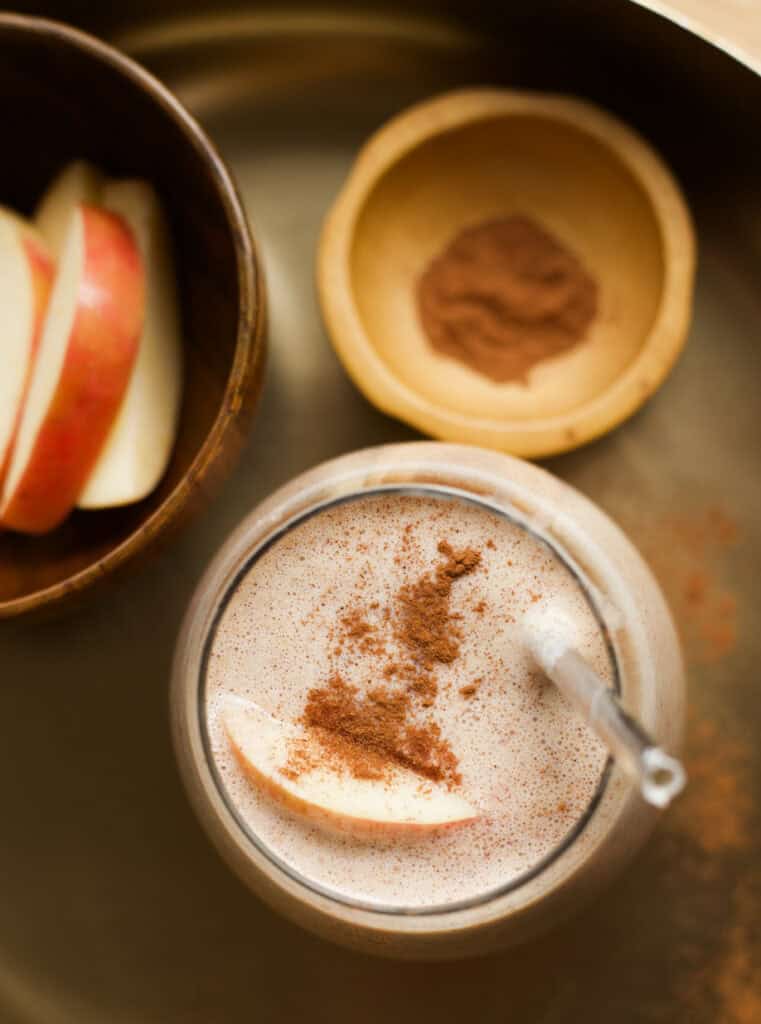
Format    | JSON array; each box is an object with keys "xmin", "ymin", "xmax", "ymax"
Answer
[{"xmin": 171, "ymin": 442, "xmax": 684, "ymax": 958}]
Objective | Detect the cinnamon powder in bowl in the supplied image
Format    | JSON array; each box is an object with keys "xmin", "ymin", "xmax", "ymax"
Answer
[
  {"xmin": 417, "ymin": 214, "xmax": 599, "ymax": 385},
  {"xmin": 318, "ymin": 88, "xmax": 695, "ymax": 457}
]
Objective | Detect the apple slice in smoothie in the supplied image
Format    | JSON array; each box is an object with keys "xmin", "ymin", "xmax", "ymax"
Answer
[{"xmin": 223, "ymin": 699, "xmax": 477, "ymax": 837}]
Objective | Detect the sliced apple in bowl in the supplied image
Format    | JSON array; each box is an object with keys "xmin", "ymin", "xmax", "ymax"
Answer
[
  {"xmin": 0, "ymin": 211, "xmax": 54, "ymax": 486},
  {"xmin": 223, "ymin": 699, "xmax": 478, "ymax": 837},
  {"xmin": 0, "ymin": 204, "xmax": 145, "ymax": 534},
  {"xmin": 78, "ymin": 179, "xmax": 183, "ymax": 509},
  {"xmin": 35, "ymin": 160, "xmax": 104, "ymax": 257}
]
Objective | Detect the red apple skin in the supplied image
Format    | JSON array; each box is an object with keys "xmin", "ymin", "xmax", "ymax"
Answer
[
  {"xmin": 1, "ymin": 206, "xmax": 145, "ymax": 534},
  {"xmin": 0, "ymin": 235, "xmax": 54, "ymax": 486}
]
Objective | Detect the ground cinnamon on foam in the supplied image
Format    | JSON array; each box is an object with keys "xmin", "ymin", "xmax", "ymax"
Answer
[
  {"xmin": 396, "ymin": 541, "xmax": 480, "ymax": 666},
  {"xmin": 301, "ymin": 676, "xmax": 461, "ymax": 787},
  {"xmin": 283, "ymin": 540, "xmax": 482, "ymax": 786}
]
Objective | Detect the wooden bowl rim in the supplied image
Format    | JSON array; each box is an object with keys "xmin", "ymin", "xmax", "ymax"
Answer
[
  {"xmin": 0, "ymin": 12, "xmax": 264, "ymax": 619},
  {"xmin": 318, "ymin": 87, "xmax": 696, "ymax": 458}
]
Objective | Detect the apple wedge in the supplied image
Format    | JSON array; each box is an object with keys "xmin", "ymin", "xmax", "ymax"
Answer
[
  {"xmin": 223, "ymin": 699, "xmax": 478, "ymax": 837},
  {"xmin": 35, "ymin": 160, "xmax": 104, "ymax": 257},
  {"xmin": 0, "ymin": 204, "xmax": 55, "ymax": 266},
  {"xmin": 78, "ymin": 179, "xmax": 183, "ymax": 508},
  {"xmin": 0, "ymin": 212, "xmax": 54, "ymax": 485},
  {"xmin": 0, "ymin": 205, "xmax": 145, "ymax": 534}
]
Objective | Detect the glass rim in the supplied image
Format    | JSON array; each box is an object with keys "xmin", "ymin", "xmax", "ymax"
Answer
[{"xmin": 196, "ymin": 481, "xmax": 622, "ymax": 918}]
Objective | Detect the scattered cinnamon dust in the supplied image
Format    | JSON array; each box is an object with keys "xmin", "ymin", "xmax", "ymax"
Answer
[
  {"xmin": 407, "ymin": 674, "xmax": 438, "ymax": 707},
  {"xmin": 672, "ymin": 713, "xmax": 752, "ymax": 857},
  {"xmin": 626, "ymin": 506, "xmax": 755, "ymax": 1021},
  {"xmin": 659, "ymin": 706, "xmax": 761, "ymax": 1021},
  {"xmin": 713, "ymin": 919, "xmax": 761, "ymax": 1024},
  {"xmin": 280, "ymin": 735, "xmax": 322, "ymax": 782},
  {"xmin": 623, "ymin": 505, "xmax": 740, "ymax": 665},
  {"xmin": 459, "ymin": 679, "xmax": 482, "ymax": 699},
  {"xmin": 668, "ymin": 508, "xmax": 740, "ymax": 664},
  {"xmin": 340, "ymin": 609, "xmax": 373, "ymax": 640},
  {"xmin": 334, "ymin": 608, "xmax": 387, "ymax": 658}
]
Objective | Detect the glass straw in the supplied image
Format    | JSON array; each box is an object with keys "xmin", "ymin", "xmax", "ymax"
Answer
[{"xmin": 526, "ymin": 607, "xmax": 686, "ymax": 808}]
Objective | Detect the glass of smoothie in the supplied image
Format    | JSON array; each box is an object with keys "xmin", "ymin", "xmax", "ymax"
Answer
[{"xmin": 171, "ymin": 442, "xmax": 684, "ymax": 958}]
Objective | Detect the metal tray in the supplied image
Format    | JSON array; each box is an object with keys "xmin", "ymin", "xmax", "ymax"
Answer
[{"xmin": 2, "ymin": 2, "xmax": 759, "ymax": 1020}]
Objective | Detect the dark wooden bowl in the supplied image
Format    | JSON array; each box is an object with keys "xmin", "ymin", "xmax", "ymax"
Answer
[{"xmin": 0, "ymin": 13, "xmax": 265, "ymax": 619}]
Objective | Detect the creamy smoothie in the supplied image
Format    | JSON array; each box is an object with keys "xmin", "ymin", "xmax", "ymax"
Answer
[{"xmin": 203, "ymin": 490, "xmax": 611, "ymax": 909}]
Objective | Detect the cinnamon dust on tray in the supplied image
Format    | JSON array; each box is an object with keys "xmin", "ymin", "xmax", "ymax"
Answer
[
  {"xmin": 676, "ymin": 713, "xmax": 752, "ymax": 857},
  {"xmin": 624, "ymin": 505, "xmax": 757, "ymax": 1019},
  {"xmin": 283, "ymin": 540, "xmax": 482, "ymax": 787},
  {"xmin": 626, "ymin": 505, "xmax": 741, "ymax": 666},
  {"xmin": 652, "ymin": 707, "xmax": 761, "ymax": 1021}
]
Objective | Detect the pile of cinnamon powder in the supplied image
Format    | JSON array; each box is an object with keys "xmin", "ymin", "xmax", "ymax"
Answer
[{"xmin": 417, "ymin": 215, "xmax": 599, "ymax": 383}]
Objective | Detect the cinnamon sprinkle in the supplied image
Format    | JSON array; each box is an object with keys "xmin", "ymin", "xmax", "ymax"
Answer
[
  {"xmin": 283, "ymin": 537, "xmax": 482, "ymax": 786},
  {"xmin": 460, "ymin": 679, "xmax": 482, "ymax": 699},
  {"xmin": 395, "ymin": 540, "xmax": 481, "ymax": 668},
  {"xmin": 340, "ymin": 609, "xmax": 373, "ymax": 640},
  {"xmin": 298, "ymin": 675, "xmax": 461, "ymax": 786}
]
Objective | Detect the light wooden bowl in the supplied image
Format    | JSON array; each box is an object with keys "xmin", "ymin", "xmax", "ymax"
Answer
[
  {"xmin": 318, "ymin": 88, "xmax": 695, "ymax": 458},
  {"xmin": 0, "ymin": 14, "xmax": 265, "ymax": 620}
]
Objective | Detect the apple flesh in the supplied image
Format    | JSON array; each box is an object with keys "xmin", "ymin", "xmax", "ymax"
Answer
[
  {"xmin": 0, "ymin": 212, "xmax": 54, "ymax": 485},
  {"xmin": 0, "ymin": 204, "xmax": 145, "ymax": 534},
  {"xmin": 223, "ymin": 699, "xmax": 478, "ymax": 837},
  {"xmin": 78, "ymin": 179, "xmax": 183, "ymax": 508},
  {"xmin": 35, "ymin": 160, "xmax": 103, "ymax": 257}
]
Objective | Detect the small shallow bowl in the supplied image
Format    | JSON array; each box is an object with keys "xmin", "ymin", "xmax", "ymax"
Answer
[
  {"xmin": 0, "ymin": 14, "xmax": 265, "ymax": 620},
  {"xmin": 318, "ymin": 88, "xmax": 695, "ymax": 458}
]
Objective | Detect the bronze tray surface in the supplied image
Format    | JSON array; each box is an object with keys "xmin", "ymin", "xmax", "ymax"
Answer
[{"xmin": 1, "ymin": 2, "xmax": 759, "ymax": 1021}]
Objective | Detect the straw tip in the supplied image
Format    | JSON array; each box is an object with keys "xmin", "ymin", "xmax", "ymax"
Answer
[{"xmin": 641, "ymin": 747, "xmax": 687, "ymax": 808}]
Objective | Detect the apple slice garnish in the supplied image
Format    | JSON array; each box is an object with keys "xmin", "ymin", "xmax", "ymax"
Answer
[
  {"xmin": 35, "ymin": 160, "xmax": 104, "ymax": 257},
  {"xmin": 78, "ymin": 179, "xmax": 183, "ymax": 508},
  {"xmin": 0, "ymin": 204, "xmax": 145, "ymax": 534},
  {"xmin": 0, "ymin": 212, "xmax": 54, "ymax": 486},
  {"xmin": 223, "ymin": 699, "xmax": 478, "ymax": 837}
]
